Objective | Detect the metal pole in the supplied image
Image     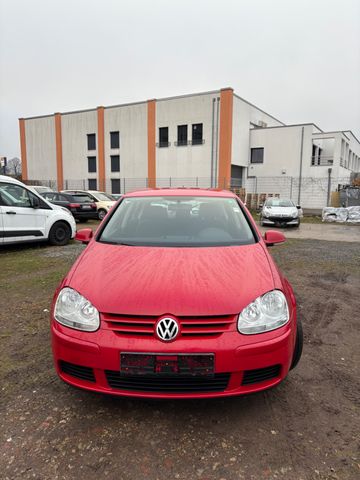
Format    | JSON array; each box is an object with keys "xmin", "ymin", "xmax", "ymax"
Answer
[
  {"xmin": 298, "ymin": 127, "xmax": 304, "ymax": 205},
  {"xmin": 214, "ymin": 97, "xmax": 220, "ymax": 187},
  {"xmin": 210, "ymin": 98, "xmax": 215, "ymax": 188},
  {"xmin": 327, "ymin": 168, "xmax": 332, "ymax": 206}
]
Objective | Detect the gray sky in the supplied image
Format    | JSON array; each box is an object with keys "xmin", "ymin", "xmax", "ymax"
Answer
[{"xmin": 1, "ymin": 0, "xmax": 359, "ymax": 158}]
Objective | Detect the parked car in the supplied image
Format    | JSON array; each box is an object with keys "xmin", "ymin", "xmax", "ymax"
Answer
[
  {"xmin": 27, "ymin": 185, "xmax": 54, "ymax": 195},
  {"xmin": 61, "ymin": 190, "xmax": 115, "ymax": 220},
  {"xmin": 260, "ymin": 198, "xmax": 302, "ymax": 227},
  {"xmin": 0, "ymin": 175, "xmax": 76, "ymax": 246},
  {"xmin": 42, "ymin": 192, "xmax": 98, "ymax": 221},
  {"xmin": 51, "ymin": 188, "xmax": 303, "ymax": 399}
]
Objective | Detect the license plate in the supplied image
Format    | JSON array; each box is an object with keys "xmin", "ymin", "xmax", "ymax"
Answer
[
  {"xmin": 82, "ymin": 205, "xmax": 91, "ymax": 209},
  {"xmin": 120, "ymin": 353, "xmax": 214, "ymax": 376}
]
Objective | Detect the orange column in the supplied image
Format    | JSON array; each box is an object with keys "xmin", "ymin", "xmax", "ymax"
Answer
[
  {"xmin": 218, "ymin": 88, "xmax": 234, "ymax": 189},
  {"xmin": 19, "ymin": 119, "xmax": 28, "ymax": 180},
  {"xmin": 147, "ymin": 99, "xmax": 156, "ymax": 188},
  {"xmin": 54, "ymin": 113, "xmax": 64, "ymax": 190},
  {"xmin": 97, "ymin": 106, "xmax": 105, "ymax": 191}
]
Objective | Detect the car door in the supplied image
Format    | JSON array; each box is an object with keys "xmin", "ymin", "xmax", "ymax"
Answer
[
  {"xmin": 0, "ymin": 197, "xmax": 3, "ymax": 244},
  {"xmin": 0, "ymin": 182, "xmax": 48, "ymax": 243}
]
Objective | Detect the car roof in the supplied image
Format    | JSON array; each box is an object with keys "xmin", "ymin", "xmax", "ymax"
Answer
[
  {"xmin": 0, "ymin": 175, "xmax": 24, "ymax": 186},
  {"xmin": 124, "ymin": 188, "xmax": 236, "ymax": 198}
]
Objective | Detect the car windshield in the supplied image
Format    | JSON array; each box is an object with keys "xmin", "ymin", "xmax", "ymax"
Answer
[
  {"xmin": 94, "ymin": 192, "xmax": 113, "ymax": 201},
  {"xmin": 98, "ymin": 196, "xmax": 255, "ymax": 247},
  {"xmin": 266, "ymin": 199, "xmax": 294, "ymax": 207}
]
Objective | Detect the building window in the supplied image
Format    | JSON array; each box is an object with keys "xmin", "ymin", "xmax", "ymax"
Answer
[
  {"xmin": 110, "ymin": 131, "xmax": 120, "ymax": 149},
  {"xmin": 111, "ymin": 179, "xmax": 121, "ymax": 194},
  {"xmin": 159, "ymin": 127, "xmax": 169, "ymax": 147},
  {"xmin": 192, "ymin": 123, "xmax": 203, "ymax": 145},
  {"xmin": 177, "ymin": 125, "xmax": 188, "ymax": 146},
  {"xmin": 111, "ymin": 155, "xmax": 120, "ymax": 172},
  {"xmin": 87, "ymin": 156, "xmax": 97, "ymax": 173},
  {"xmin": 87, "ymin": 133, "xmax": 96, "ymax": 150},
  {"xmin": 88, "ymin": 178, "xmax": 97, "ymax": 190},
  {"xmin": 250, "ymin": 147, "xmax": 264, "ymax": 164}
]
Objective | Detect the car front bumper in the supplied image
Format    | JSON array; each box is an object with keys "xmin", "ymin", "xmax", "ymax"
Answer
[
  {"xmin": 51, "ymin": 315, "xmax": 296, "ymax": 399},
  {"xmin": 262, "ymin": 217, "xmax": 299, "ymax": 226}
]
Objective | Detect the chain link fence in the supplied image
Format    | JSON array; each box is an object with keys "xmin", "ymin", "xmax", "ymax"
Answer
[{"xmin": 23, "ymin": 175, "xmax": 353, "ymax": 210}]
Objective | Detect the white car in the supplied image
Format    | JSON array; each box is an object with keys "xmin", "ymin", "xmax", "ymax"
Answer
[
  {"xmin": 0, "ymin": 175, "xmax": 76, "ymax": 246},
  {"xmin": 259, "ymin": 198, "xmax": 302, "ymax": 228}
]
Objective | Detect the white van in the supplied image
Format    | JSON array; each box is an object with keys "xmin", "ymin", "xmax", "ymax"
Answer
[{"xmin": 0, "ymin": 175, "xmax": 76, "ymax": 246}]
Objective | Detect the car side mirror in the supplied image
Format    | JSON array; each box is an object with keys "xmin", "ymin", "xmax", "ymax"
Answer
[
  {"xmin": 30, "ymin": 195, "xmax": 40, "ymax": 209},
  {"xmin": 259, "ymin": 203, "xmax": 263, "ymax": 209},
  {"xmin": 75, "ymin": 228, "xmax": 93, "ymax": 244},
  {"xmin": 296, "ymin": 205, "xmax": 301, "ymax": 209},
  {"xmin": 264, "ymin": 230, "xmax": 286, "ymax": 247}
]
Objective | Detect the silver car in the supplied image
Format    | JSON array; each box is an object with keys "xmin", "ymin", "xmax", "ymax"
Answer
[{"xmin": 259, "ymin": 198, "xmax": 302, "ymax": 227}]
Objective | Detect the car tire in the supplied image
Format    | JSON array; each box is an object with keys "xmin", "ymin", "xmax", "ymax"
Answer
[
  {"xmin": 48, "ymin": 221, "xmax": 71, "ymax": 246},
  {"xmin": 290, "ymin": 319, "xmax": 303, "ymax": 370},
  {"xmin": 98, "ymin": 209, "xmax": 107, "ymax": 220}
]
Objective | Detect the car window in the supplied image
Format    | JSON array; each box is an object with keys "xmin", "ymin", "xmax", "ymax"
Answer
[
  {"xmin": 0, "ymin": 183, "xmax": 32, "ymax": 207},
  {"xmin": 58, "ymin": 194, "xmax": 69, "ymax": 202},
  {"xmin": 44, "ymin": 192, "xmax": 57, "ymax": 201},
  {"xmin": 98, "ymin": 196, "xmax": 255, "ymax": 247}
]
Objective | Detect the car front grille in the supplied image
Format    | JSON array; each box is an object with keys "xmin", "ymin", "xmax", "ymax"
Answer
[
  {"xmin": 267, "ymin": 216, "xmax": 294, "ymax": 222},
  {"xmin": 59, "ymin": 361, "xmax": 96, "ymax": 382},
  {"xmin": 241, "ymin": 365, "xmax": 281, "ymax": 385},
  {"xmin": 102, "ymin": 313, "xmax": 234, "ymax": 338},
  {"xmin": 105, "ymin": 371, "xmax": 231, "ymax": 393}
]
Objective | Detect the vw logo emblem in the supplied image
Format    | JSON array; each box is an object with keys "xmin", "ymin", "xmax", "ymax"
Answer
[{"xmin": 156, "ymin": 317, "xmax": 179, "ymax": 342}]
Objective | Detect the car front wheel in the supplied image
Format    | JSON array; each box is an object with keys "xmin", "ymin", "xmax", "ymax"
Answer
[{"xmin": 48, "ymin": 221, "xmax": 71, "ymax": 246}]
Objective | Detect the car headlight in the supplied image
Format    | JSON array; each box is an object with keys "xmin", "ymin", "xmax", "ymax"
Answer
[
  {"xmin": 237, "ymin": 290, "xmax": 289, "ymax": 334},
  {"xmin": 54, "ymin": 287, "xmax": 100, "ymax": 332},
  {"xmin": 263, "ymin": 208, "xmax": 269, "ymax": 218},
  {"xmin": 291, "ymin": 211, "xmax": 298, "ymax": 218}
]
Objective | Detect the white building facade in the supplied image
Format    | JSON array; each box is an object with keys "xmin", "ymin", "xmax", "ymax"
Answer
[{"xmin": 19, "ymin": 88, "xmax": 360, "ymax": 208}]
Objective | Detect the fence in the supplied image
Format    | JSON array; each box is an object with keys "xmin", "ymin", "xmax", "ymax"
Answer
[{"xmin": 23, "ymin": 175, "xmax": 353, "ymax": 210}]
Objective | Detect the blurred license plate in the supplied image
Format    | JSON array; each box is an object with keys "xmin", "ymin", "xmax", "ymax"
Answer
[
  {"xmin": 120, "ymin": 353, "xmax": 214, "ymax": 376},
  {"xmin": 82, "ymin": 205, "xmax": 91, "ymax": 209}
]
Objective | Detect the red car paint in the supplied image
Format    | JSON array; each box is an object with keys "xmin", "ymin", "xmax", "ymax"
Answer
[{"xmin": 51, "ymin": 189, "xmax": 297, "ymax": 399}]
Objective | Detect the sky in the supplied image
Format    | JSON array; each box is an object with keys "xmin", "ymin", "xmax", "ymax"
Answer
[{"xmin": 0, "ymin": 0, "xmax": 359, "ymax": 159}]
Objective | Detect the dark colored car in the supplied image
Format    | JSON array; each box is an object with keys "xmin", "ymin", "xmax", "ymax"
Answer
[{"xmin": 42, "ymin": 192, "xmax": 98, "ymax": 221}]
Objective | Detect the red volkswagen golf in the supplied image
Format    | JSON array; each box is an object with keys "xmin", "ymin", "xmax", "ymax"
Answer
[{"xmin": 51, "ymin": 189, "xmax": 303, "ymax": 398}]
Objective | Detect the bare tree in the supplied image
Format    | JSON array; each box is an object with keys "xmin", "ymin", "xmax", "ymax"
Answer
[{"xmin": 6, "ymin": 157, "xmax": 22, "ymax": 176}]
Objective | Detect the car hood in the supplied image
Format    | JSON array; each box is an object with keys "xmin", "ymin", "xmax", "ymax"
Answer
[{"xmin": 68, "ymin": 242, "xmax": 275, "ymax": 316}]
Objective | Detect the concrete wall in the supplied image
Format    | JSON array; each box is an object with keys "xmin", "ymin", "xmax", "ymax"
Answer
[
  {"xmin": 104, "ymin": 102, "xmax": 148, "ymax": 191},
  {"xmin": 155, "ymin": 92, "xmax": 219, "ymax": 187},
  {"xmin": 249, "ymin": 124, "xmax": 316, "ymax": 178},
  {"xmin": 61, "ymin": 110, "xmax": 98, "ymax": 186},
  {"xmin": 25, "ymin": 116, "xmax": 56, "ymax": 181},
  {"xmin": 231, "ymin": 96, "xmax": 284, "ymax": 175}
]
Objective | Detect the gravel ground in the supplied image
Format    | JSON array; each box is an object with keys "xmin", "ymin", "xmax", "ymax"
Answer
[{"xmin": 0, "ymin": 237, "xmax": 359, "ymax": 480}]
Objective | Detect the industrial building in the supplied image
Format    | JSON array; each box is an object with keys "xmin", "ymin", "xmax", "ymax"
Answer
[{"xmin": 19, "ymin": 87, "xmax": 360, "ymax": 207}]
